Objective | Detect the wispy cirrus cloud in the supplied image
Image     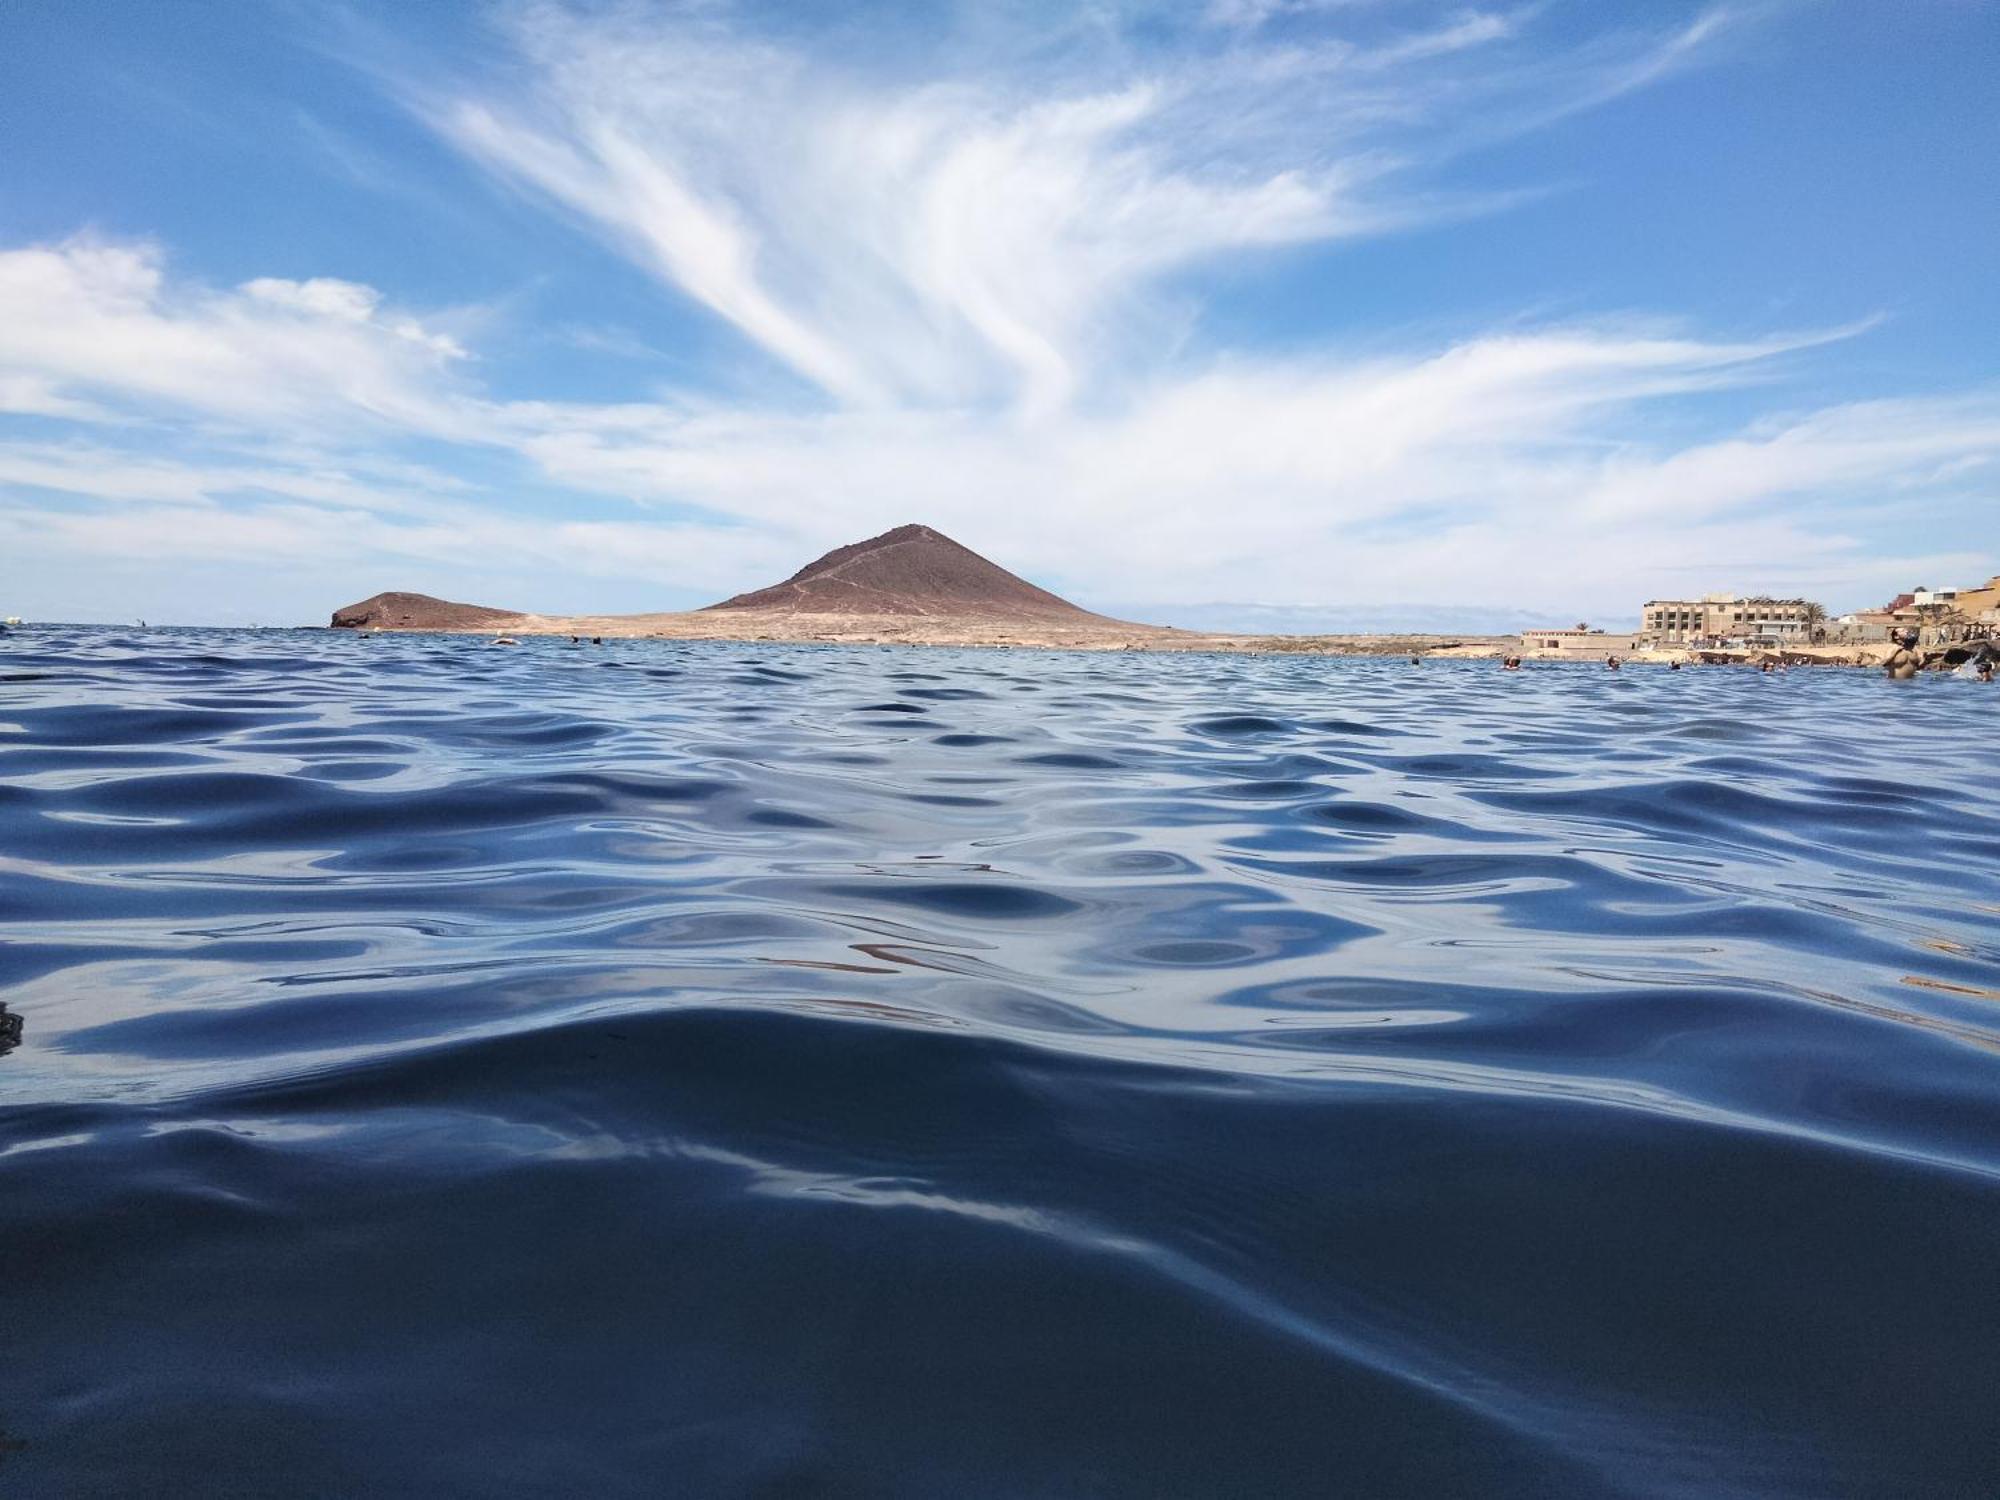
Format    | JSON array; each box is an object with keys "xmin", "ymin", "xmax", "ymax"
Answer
[{"xmin": 416, "ymin": 2, "xmax": 1730, "ymax": 415}]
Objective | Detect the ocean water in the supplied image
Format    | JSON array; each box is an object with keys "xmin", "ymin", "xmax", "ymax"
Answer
[{"xmin": 2, "ymin": 625, "xmax": 1997, "ymax": 1498}]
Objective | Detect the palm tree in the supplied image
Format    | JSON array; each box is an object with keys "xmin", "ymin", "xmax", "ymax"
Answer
[{"xmin": 1801, "ymin": 600, "xmax": 1827, "ymax": 643}]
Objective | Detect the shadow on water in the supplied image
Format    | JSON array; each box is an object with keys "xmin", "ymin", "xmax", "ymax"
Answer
[{"xmin": 0, "ymin": 626, "xmax": 1997, "ymax": 1497}]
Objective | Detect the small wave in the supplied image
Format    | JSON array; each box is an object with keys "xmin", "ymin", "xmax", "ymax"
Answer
[{"xmin": 1, "ymin": 627, "xmax": 1996, "ymax": 1497}]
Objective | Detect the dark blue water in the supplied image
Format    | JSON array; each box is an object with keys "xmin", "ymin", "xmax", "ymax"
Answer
[{"xmin": 2, "ymin": 626, "xmax": 1997, "ymax": 1497}]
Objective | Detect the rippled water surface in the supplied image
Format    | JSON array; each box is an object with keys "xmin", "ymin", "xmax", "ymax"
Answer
[{"xmin": 3, "ymin": 626, "xmax": 1998, "ymax": 1497}]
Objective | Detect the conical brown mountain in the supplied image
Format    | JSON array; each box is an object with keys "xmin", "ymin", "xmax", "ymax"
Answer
[{"xmin": 704, "ymin": 523, "xmax": 1101, "ymax": 620}]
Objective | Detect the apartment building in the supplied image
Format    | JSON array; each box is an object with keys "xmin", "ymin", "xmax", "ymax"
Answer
[{"xmin": 1640, "ymin": 593, "xmax": 1816, "ymax": 645}]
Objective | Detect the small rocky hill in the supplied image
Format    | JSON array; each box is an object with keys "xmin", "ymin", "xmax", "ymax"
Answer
[{"xmin": 330, "ymin": 592, "xmax": 518, "ymax": 630}]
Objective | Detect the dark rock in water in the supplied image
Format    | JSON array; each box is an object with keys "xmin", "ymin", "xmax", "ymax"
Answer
[
  {"xmin": 704, "ymin": 523, "xmax": 1113, "ymax": 621},
  {"xmin": 329, "ymin": 592, "xmax": 518, "ymax": 631},
  {"xmin": 0, "ymin": 1003, "xmax": 20, "ymax": 1056}
]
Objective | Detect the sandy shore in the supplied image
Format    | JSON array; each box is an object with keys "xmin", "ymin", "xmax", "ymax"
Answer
[
  {"xmin": 343, "ymin": 610, "xmax": 1945, "ymax": 668},
  {"xmin": 350, "ymin": 607, "xmax": 1511, "ymax": 658}
]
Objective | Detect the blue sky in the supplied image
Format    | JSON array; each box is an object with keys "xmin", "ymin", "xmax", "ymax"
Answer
[{"xmin": 2, "ymin": 0, "xmax": 1996, "ymax": 627}]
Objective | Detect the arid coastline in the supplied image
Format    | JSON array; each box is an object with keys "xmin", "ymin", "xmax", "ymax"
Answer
[
  {"xmin": 329, "ymin": 525, "xmax": 1515, "ymax": 657},
  {"xmin": 325, "ymin": 524, "xmax": 1967, "ymax": 667},
  {"xmin": 339, "ymin": 605, "xmax": 1507, "ymax": 658}
]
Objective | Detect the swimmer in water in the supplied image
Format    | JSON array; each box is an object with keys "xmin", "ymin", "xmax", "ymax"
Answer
[
  {"xmin": 1605, "ymin": 655, "xmax": 1621, "ymax": 671},
  {"xmin": 1883, "ymin": 630, "xmax": 1922, "ymax": 680},
  {"xmin": 1668, "ymin": 660, "xmax": 1682, "ymax": 671},
  {"xmin": 1501, "ymin": 655, "xmax": 1522, "ymax": 671}
]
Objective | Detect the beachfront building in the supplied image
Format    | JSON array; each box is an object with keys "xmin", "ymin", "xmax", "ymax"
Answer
[
  {"xmin": 1640, "ymin": 600, "xmax": 1707, "ymax": 643},
  {"xmin": 1912, "ymin": 575, "xmax": 2000, "ymax": 639},
  {"xmin": 1845, "ymin": 591, "xmax": 1929, "ymax": 637},
  {"xmin": 1809, "ymin": 576, "xmax": 1997, "ymax": 644},
  {"xmin": 1842, "ymin": 578, "xmax": 2000, "ymax": 643},
  {"xmin": 1954, "ymin": 575, "xmax": 2000, "ymax": 625},
  {"xmin": 1908, "ymin": 577, "xmax": 2000, "ymax": 621},
  {"xmin": 1832, "ymin": 611, "xmax": 1897, "ymax": 642},
  {"xmin": 1640, "ymin": 593, "xmax": 1818, "ymax": 645},
  {"xmin": 1518, "ymin": 628, "xmax": 1638, "ymax": 658}
]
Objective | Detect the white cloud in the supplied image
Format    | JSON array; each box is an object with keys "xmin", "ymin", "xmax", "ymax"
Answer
[
  {"xmin": 472, "ymin": 335, "xmax": 2000, "ymax": 612},
  {"xmin": 1579, "ymin": 396, "xmax": 2000, "ymax": 524},
  {"xmin": 241, "ymin": 275, "xmax": 468, "ymax": 359},
  {"xmin": 0, "ymin": 374, "xmax": 108, "ymax": 421},
  {"xmin": 1202, "ymin": 0, "xmax": 1380, "ymax": 30},
  {"xmin": 0, "ymin": 438, "xmax": 479, "ymax": 516},
  {"xmin": 0, "ymin": 239, "xmax": 472, "ymax": 435}
]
